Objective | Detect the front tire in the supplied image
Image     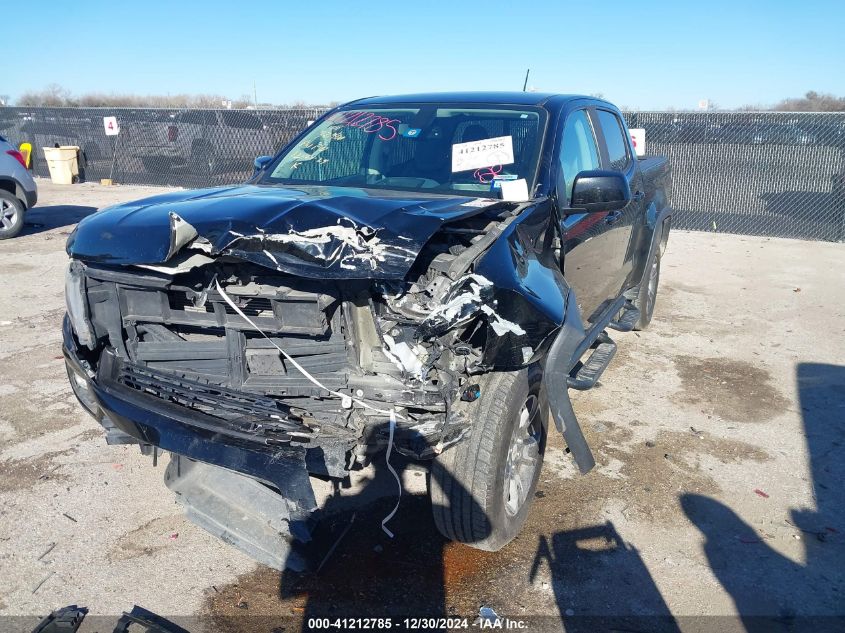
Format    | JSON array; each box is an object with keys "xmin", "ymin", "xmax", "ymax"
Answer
[
  {"xmin": 429, "ymin": 367, "xmax": 547, "ymax": 551},
  {"xmin": 0, "ymin": 191, "xmax": 25, "ymax": 240}
]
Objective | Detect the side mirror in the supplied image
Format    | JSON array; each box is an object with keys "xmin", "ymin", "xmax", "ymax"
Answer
[
  {"xmin": 253, "ymin": 155, "xmax": 273, "ymax": 175},
  {"xmin": 568, "ymin": 170, "xmax": 631, "ymax": 213}
]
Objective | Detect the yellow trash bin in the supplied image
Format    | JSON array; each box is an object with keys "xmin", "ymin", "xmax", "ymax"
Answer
[{"xmin": 42, "ymin": 146, "xmax": 80, "ymax": 184}]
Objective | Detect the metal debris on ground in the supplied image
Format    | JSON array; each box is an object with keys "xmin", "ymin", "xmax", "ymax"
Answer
[
  {"xmin": 31, "ymin": 571, "xmax": 55, "ymax": 595},
  {"xmin": 37, "ymin": 542, "xmax": 56, "ymax": 561}
]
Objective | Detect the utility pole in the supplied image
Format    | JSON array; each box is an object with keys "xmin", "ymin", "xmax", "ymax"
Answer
[
  {"xmin": 253, "ymin": 81, "xmax": 258, "ymax": 108},
  {"xmin": 522, "ymin": 69, "xmax": 530, "ymax": 92}
]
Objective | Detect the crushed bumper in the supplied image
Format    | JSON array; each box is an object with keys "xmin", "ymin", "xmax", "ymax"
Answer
[
  {"xmin": 65, "ymin": 316, "xmax": 321, "ymax": 570},
  {"xmin": 63, "ymin": 315, "xmax": 320, "ymax": 496}
]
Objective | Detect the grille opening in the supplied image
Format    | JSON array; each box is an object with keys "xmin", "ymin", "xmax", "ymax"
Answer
[
  {"xmin": 168, "ymin": 291, "xmax": 274, "ymax": 317},
  {"xmin": 220, "ymin": 296, "xmax": 273, "ymax": 316},
  {"xmin": 118, "ymin": 363, "xmax": 309, "ymax": 436}
]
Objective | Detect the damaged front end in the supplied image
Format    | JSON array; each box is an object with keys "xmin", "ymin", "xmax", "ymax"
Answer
[{"xmin": 63, "ymin": 185, "xmax": 571, "ymax": 568}]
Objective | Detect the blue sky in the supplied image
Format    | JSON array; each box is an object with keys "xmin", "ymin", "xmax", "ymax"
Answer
[{"xmin": 6, "ymin": 0, "xmax": 844, "ymax": 109}]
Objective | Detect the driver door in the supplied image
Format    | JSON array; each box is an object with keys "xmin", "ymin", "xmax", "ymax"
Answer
[{"xmin": 556, "ymin": 109, "xmax": 621, "ymax": 324}]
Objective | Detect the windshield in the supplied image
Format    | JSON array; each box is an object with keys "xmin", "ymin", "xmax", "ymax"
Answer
[{"xmin": 260, "ymin": 104, "xmax": 546, "ymax": 198}]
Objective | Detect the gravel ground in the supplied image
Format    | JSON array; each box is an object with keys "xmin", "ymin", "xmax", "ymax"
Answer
[{"xmin": 0, "ymin": 180, "xmax": 843, "ymax": 632}]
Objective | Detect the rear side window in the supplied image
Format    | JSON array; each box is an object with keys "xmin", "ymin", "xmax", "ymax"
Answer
[
  {"xmin": 179, "ymin": 111, "xmax": 217, "ymax": 126},
  {"xmin": 222, "ymin": 111, "xmax": 264, "ymax": 130},
  {"xmin": 596, "ymin": 110, "xmax": 630, "ymax": 170}
]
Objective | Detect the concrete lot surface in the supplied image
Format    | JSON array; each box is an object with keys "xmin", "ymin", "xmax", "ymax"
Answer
[{"xmin": 0, "ymin": 180, "xmax": 843, "ymax": 631}]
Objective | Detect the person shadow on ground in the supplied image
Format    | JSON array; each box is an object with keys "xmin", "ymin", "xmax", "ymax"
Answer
[
  {"xmin": 681, "ymin": 362, "xmax": 845, "ymax": 633},
  {"xmin": 530, "ymin": 522, "xmax": 682, "ymax": 633}
]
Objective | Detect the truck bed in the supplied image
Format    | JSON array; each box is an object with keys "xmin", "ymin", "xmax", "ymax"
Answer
[{"xmin": 639, "ymin": 155, "xmax": 672, "ymax": 213}]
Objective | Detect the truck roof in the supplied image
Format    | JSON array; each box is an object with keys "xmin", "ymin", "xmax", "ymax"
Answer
[{"xmin": 351, "ymin": 92, "xmax": 587, "ymax": 107}]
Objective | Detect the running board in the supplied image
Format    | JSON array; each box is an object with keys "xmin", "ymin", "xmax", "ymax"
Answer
[
  {"xmin": 567, "ymin": 332, "xmax": 617, "ymax": 390},
  {"xmin": 608, "ymin": 302, "xmax": 640, "ymax": 332},
  {"xmin": 543, "ymin": 288, "xmax": 608, "ymax": 475}
]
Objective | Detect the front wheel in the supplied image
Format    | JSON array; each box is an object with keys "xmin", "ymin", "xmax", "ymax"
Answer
[{"xmin": 429, "ymin": 367, "xmax": 547, "ymax": 551}]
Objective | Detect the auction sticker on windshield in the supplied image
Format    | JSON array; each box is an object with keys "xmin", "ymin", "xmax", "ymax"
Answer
[{"xmin": 451, "ymin": 135, "xmax": 514, "ymax": 173}]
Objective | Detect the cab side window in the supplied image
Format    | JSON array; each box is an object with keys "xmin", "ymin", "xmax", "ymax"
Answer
[
  {"xmin": 596, "ymin": 110, "xmax": 630, "ymax": 171},
  {"xmin": 559, "ymin": 110, "xmax": 601, "ymax": 202}
]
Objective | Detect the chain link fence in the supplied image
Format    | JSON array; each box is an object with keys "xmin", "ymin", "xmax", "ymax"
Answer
[
  {"xmin": 626, "ymin": 111, "xmax": 845, "ymax": 241},
  {"xmin": 1, "ymin": 107, "xmax": 843, "ymax": 241},
  {"xmin": 0, "ymin": 107, "xmax": 326, "ymax": 190}
]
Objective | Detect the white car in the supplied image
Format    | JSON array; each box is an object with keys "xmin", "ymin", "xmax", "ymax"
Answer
[{"xmin": 0, "ymin": 135, "xmax": 38, "ymax": 239}]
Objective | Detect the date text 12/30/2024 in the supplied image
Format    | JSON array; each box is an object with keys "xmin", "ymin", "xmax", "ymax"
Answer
[{"xmin": 307, "ymin": 617, "xmax": 528, "ymax": 629}]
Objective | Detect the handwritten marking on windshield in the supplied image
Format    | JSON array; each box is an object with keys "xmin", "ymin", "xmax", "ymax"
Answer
[
  {"xmin": 332, "ymin": 111, "xmax": 400, "ymax": 141},
  {"xmin": 474, "ymin": 165, "xmax": 503, "ymax": 183}
]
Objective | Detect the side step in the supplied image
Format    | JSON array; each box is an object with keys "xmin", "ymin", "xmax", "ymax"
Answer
[
  {"xmin": 567, "ymin": 332, "xmax": 617, "ymax": 390},
  {"xmin": 164, "ymin": 455, "xmax": 309, "ymax": 571},
  {"xmin": 608, "ymin": 302, "xmax": 640, "ymax": 332}
]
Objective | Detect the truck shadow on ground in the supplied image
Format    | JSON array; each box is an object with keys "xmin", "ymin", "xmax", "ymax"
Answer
[
  {"xmin": 267, "ymin": 472, "xmax": 685, "ymax": 632},
  {"xmin": 23, "ymin": 204, "xmax": 96, "ymax": 235},
  {"xmin": 276, "ymin": 447, "xmax": 489, "ymax": 621},
  {"xmin": 205, "ymin": 425, "xmax": 688, "ymax": 633},
  {"xmin": 681, "ymin": 362, "xmax": 845, "ymax": 633}
]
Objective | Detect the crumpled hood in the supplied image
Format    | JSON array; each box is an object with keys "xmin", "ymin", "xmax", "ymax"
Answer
[{"xmin": 67, "ymin": 184, "xmax": 500, "ymax": 279}]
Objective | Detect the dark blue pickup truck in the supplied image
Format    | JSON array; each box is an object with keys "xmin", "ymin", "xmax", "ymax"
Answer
[{"xmin": 63, "ymin": 92, "xmax": 671, "ymax": 569}]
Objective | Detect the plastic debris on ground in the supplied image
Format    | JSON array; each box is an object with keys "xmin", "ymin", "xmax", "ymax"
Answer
[{"xmin": 478, "ymin": 606, "xmax": 501, "ymax": 626}]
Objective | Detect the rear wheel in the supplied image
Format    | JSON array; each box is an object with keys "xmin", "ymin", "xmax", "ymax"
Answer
[
  {"xmin": 0, "ymin": 191, "xmax": 25, "ymax": 240},
  {"xmin": 633, "ymin": 250, "xmax": 661, "ymax": 330},
  {"xmin": 429, "ymin": 367, "xmax": 547, "ymax": 551}
]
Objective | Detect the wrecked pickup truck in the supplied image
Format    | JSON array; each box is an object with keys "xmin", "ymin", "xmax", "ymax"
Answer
[{"xmin": 63, "ymin": 92, "xmax": 671, "ymax": 569}]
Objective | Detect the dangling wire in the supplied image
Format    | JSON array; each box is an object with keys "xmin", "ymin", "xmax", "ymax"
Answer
[{"xmin": 381, "ymin": 409, "xmax": 402, "ymax": 538}]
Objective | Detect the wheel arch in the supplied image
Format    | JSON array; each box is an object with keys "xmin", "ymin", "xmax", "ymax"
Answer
[{"xmin": 0, "ymin": 177, "xmax": 28, "ymax": 209}]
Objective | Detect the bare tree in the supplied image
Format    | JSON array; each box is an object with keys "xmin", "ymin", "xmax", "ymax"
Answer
[
  {"xmin": 13, "ymin": 85, "xmax": 330, "ymax": 109},
  {"xmin": 772, "ymin": 91, "xmax": 845, "ymax": 112},
  {"xmin": 17, "ymin": 84, "xmax": 73, "ymax": 106}
]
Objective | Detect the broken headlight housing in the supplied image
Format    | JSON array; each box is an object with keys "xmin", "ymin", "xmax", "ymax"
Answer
[
  {"xmin": 66, "ymin": 360, "xmax": 99, "ymax": 417},
  {"xmin": 65, "ymin": 261, "xmax": 96, "ymax": 349}
]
